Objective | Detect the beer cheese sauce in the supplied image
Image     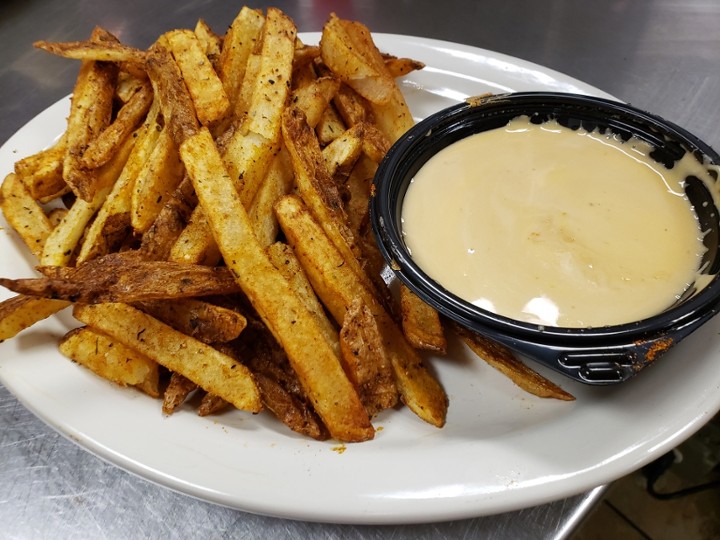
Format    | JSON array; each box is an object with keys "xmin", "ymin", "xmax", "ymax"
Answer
[{"xmin": 401, "ymin": 116, "xmax": 709, "ymax": 328}]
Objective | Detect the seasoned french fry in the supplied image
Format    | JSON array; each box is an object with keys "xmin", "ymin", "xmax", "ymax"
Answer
[
  {"xmin": 81, "ymin": 81, "xmax": 153, "ymax": 169},
  {"xmin": 218, "ymin": 7, "xmax": 265, "ymax": 110},
  {"xmin": 74, "ymin": 302, "xmax": 262, "ymax": 412},
  {"xmin": 179, "ymin": 126, "xmax": 373, "ymax": 442},
  {"xmin": 0, "ymin": 295, "xmax": 70, "ymax": 341},
  {"xmin": 14, "ymin": 133, "xmax": 68, "ymax": 203},
  {"xmin": 34, "ymin": 34, "xmax": 147, "ymax": 65},
  {"xmin": 248, "ymin": 148, "xmax": 294, "ymax": 248},
  {"xmin": 291, "ymin": 76, "xmax": 340, "ymax": 129},
  {"xmin": 320, "ymin": 14, "xmax": 395, "ymax": 105},
  {"xmin": 168, "ymin": 205, "xmax": 221, "ymax": 266},
  {"xmin": 400, "ymin": 285, "xmax": 447, "ymax": 354},
  {"xmin": 383, "ymin": 55, "xmax": 425, "ymax": 78},
  {"xmin": 1, "ymin": 173, "xmax": 54, "ymax": 259},
  {"xmin": 275, "ymin": 194, "xmax": 448, "ymax": 427},
  {"xmin": 193, "ymin": 19, "xmax": 222, "ymax": 72},
  {"xmin": 452, "ymin": 322, "xmax": 576, "ymax": 401},
  {"xmin": 165, "ymin": 29, "xmax": 230, "ymax": 126},
  {"xmin": 137, "ymin": 298, "xmax": 247, "ymax": 344},
  {"xmin": 162, "ymin": 372, "xmax": 198, "ymax": 414},
  {"xmin": 131, "ymin": 125, "xmax": 185, "ymax": 234},
  {"xmin": 198, "ymin": 392, "xmax": 229, "ymax": 416},
  {"xmin": 59, "ymin": 326, "xmax": 160, "ymax": 397},
  {"xmin": 339, "ymin": 297, "xmax": 398, "ymax": 416},
  {"xmin": 224, "ymin": 7, "xmax": 297, "ymax": 207}
]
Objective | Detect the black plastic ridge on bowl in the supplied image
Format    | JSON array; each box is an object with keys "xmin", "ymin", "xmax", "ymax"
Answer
[{"xmin": 370, "ymin": 91, "xmax": 720, "ymax": 385}]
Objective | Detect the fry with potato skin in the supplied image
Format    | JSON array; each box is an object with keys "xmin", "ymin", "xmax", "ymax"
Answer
[
  {"xmin": 1, "ymin": 173, "xmax": 54, "ymax": 259},
  {"xmin": 74, "ymin": 302, "xmax": 262, "ymax": 412},
  {"xmin": 275, "ymin": 194, "xmax": 448, "ymax": 427},
  {"xmin": 451, "ymin": 322, "xmax": 575, "ymax": 401},
  {"xmin": 179, "ymin": 127, "xmax": 373, "ymax": 442},
  {"xmin": 0, "ymin": 295, "xmax": 70, "ymax": 342}
]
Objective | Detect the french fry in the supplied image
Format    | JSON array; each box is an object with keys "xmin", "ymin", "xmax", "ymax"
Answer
[
  {"xmin": 320, "ymin": 14, "xmax": 395, "ymax": 105},
  {"xmin": 193, "ymin": 19, "xmax": 222, "ymax": 72},
  {"xmin": 137, "ymin": 298, "xmax": 247, "ymax": 344},
  {"xmin": 162, "ymin": 372, "xmax": 198, "ymax": 414},
  {"xmin": 0, "ymin": 253, "xmax": 243, "ymax": 303},
  {"xmin": 223, "ymin": 7, "xmax": 296, "ymax": 207},
  {"xmin": 168, "ymin": 205, "xmax": 222, "ymax": 266},
  {"xmin": 76, "ymin": 100, "xmax": 162, "ymax": 264},
  {"xmin": 339, "ymin": 297, "xmax": 398, "ymax": 416},
  {"xmin": 218, "ymin": 7, "xmax": 265, "ymax": 111},
  {"xmin": 275, "ymin": 194, "xmax": 448, "ymax": 427},
  {"xmin": 73, "ymin": 302, "xmax": 262, "ymax": 412},
  {"xmin": 145, "ymin": 44, "xmax": 200, "ymax": 148},
  {"xmin": 131, "ymin": 125, "xmax": 185, "ymax": 234},
  {"xmin": 1, "ymin": 173, "xmax": 54, "ymax": 259},
  {"xmin": 62, "ymin": 28, "xmax": 119, "ymax": 201},
  {"xmin": 383, "ymin": 55, "xmax": 425, "ymax": 78},
  {"xmin": 248, "ymin": 148, "xmax": 294, "ymax": 248},
  {"xmin": 400, "ymin": 285, "xmax": 447, "ymax": 354},
  {"xmin": 81, "ymin": 80, "xmax": 153, "ymax": 169},
  {"xmin": 14, "ymin": 134, "xmax": 68, "ymax": 203},
  {"xmin": 452, "ymin": 322, "xmax": 575, "ymax": 401},
  {"xmin": 198, "ymin": 392, "xmax": 229, "ymax": 416},
  {"xmin": 59, "ymin": 326, "xmax": 160, "ymax": 397},
  {"xmin": 34, "ymin": 35, "xmax": 147, "ymax": 66},
  {"xmin": 40, "ymin": 135, "xmax": 134, "ymax": 267},
  {"xmin": 179, "ymin": 126, "xmax": 373, "ymax": 442},
  {"xmin": 165, "ymin": 29, "xmax": 230, "ymax": 126},
  {"xmin": 291, "ymin": 76, "xmax": 340, "ymax": 129},
  {"xmin": 0, "ymin": 295, "xmax": 70, "ymax": 341}
]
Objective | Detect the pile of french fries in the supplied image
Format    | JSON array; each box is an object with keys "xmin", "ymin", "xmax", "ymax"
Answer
[{"xmin": 0, "ymin": 7, "xmax": 573, "ymax": 443}]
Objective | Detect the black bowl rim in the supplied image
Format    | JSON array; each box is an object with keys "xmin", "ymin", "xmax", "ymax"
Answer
[{"xmin": 370, "ymin": 91, "xmax": 720, "ymax": 347}]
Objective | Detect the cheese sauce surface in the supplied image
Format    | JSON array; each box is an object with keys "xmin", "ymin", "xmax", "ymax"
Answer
[{"xmin": 401, "ymin": 117, "xmax": 708, "ymax": 328}]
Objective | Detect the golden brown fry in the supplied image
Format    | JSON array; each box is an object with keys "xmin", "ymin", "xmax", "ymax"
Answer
[
  {"xmin": 1, "ymin": 253, "xmax": 242, "ymax": 303},
  {"xmin": 218, "ymin": 7, "xmax": 265, "ymax": 111},
  {"xmin": 168, "ymin": 206, "xmax": 221, "ymax": 266},
  {"xmin": 0, "ymin": 295, "xmax": 70, "ymax": 341},
  {"xmin": 1, "ymin": 173, "xmax": 54, "ymax": 259},
  {"xmin": 131, "ymin": 125, "xmax": 185, "ymax": 234},
  {"xmin": 59, "ymin": 326, "xmax": 160, "ymax": 397},
  {"xmin": 34, "ymin": 35, "xmax": 146, "ymax": 65},
  {"xmin": 339, "ymin": 297, "xmax": 398, "ymax": 416},
  {"xmin": 383, "ymin": 55, "xmax": 425, "ymax": 78},
  {"xmin": 194, "ymin": 19, "xmax": 222, "ymax": 72},
  {"xmin": 321, "ymin": 124, "xmax": 363, "ymax": 179},
  {"xmin": 316, "ymin": 103, "xmax": 346, "ymax": 146},
  {"xmin": 166, "ymin": 29, "xmax": 230, "ymax": 126},
  {"xmin": 162, "ymin": 372, "xmax": 198, "ymax": 414},
  {"xmin": 81, "ymin": 81, "xmax": 153, "ymax": 169},
  {"xmin": 14, "ymin": 134, "xmax": 68, "ymax": 203},
  {"xmin": 320, "ymin": 14, "xmax": 395, "ymax": 105},
  {"xmin": 400, "ymin": 285, "xmax": 447, "ymax": 354},
  {"xmin": 291, "ymin": 76, "xmax": 340, "ymax": 129},
  {"xmin": 137, "ymin": 298, "xmax": 247, "ymax": 344},
  {"xmin": 333, "ymin": 83, "xmax": 374, "ymax": 127},
  {"xmin": 452, "ymin": 322, "xmax": 576, "ymax": 401},
  {"xmin": 223, "ymin": 7, "xmax": 296, "ymax": 208},
  {"xmin": 63, "ymin": 31, "xmax": 119, "ymax": 201},
  {"xmin": 198, "ymin": 392, "xmax": 229, "ymax": 416},
  {"xmin": 180, "ymin": 126, "xmax": 373, "ymax": 442},
  {"xmin": 74, "ymin": 302, "xmax": 262, "ymax": 412},
  {"xmin": 248, "ymin": 148, "xmax": 294, "ymax": 248},
  {"xmin": 145, "ymin": 44, "xmax": 200, "ymax": 148},
  {"xmin": 275, "ymin": 194, "xmax": 448, "ymax": 427}
]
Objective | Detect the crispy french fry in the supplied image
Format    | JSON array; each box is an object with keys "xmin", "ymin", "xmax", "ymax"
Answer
[
  {"xmin": 14, "ymin": 134, "xmax": 68, "ymax": 203},
  {"xmin": 248, "ymin": 148, "xmax": 294, "ymax": 247},
  {"xmin": 223, "ymin": 7, "xmax": 296, "ymax": 207},
  {"xmin": 400, "ymin": 285, "xmax": 447, "ymax": 354},
  {"xmin": 59, "ymin": 326, "xmax": 160, "ymax": 397},
  {"xmin": 0, "ymin": 295, "xmax": 70, "ymax": 341},
  {"xmin": 162, "ymin": 372, "xmax": 198, "ymax": 414},
  {"xmin": 339, "ymin": 297, "xmax": 398, "ymax": 416},
  {"xmin": 291, "ymin": 76, "xmax": 340, "ymax": 129},
  {"xmin": 165, "ymin": 29, "xmax": 230, "ymax": 126},
  {"xmin": 452, "ymin": 322, "xmax": 576, "ymax": 401},
  {"xmin": 76, "ymin": 101, "xmax": 162, "ymax": 264},
  {"xmin": 145, "ymin": 44, "xmax": 200, "ymax": 147},
  {"xmin": 321, "ymin": 124, "xmax": 363, "ymax": 178},
  {"xmin": 193, "ymin": 19, "xmax": 222, "ymax": 72},
  {"xmin": 383, "ymin": 55, "xmax": 425, "ymax": 78},
  {"xmin": 218, "ymin": 7, "xmax": 265, "ymax": 110},
  {"xmin": 320, "ymin": 14, "xmax": 395, "ymax": 105},
  {"xmin": 131, "ymin": 125, "xmax": 185, "ymax": 234},
  {"xmin": 275, "ymin": 194, "xmax": 448, "ymax": 427},
  {"xmin": 180, "ymin": 126, "xmax": 373, "ymax": 442},
  {"xmin": 137, "ymin": 298, "xmax": 247, "ymax": 344},
  {"xmin": 74, "ymin": 302, "xmax": 262, "ymax": 412},
  {"xmin": 41, "ymin": 135, "xmax": 134, "ymax": 267},
  {"xmin": 34, "ymin": 34, "xmax": 147, "ymax": 65},
  {"xmin": 1, "ymin": 173, "xmax": 54, "ymax": 259},
  {"xmin": 1, "ymin": 253, "xmax": 243, "ymax": 303},
  {"xmin": 198, "ymin": 392, "xmax": 229, "ymax": 416},
  {"xmin": 168, "ymin": 205, "xmax": 221, "ymax": 266},
  {"xmin": 81, "ymin": 81, "xmax": 153, "ymax": 169},
  {"xmin": 316, "ymin": 103, "xmax": 346, "ymax": 145}
]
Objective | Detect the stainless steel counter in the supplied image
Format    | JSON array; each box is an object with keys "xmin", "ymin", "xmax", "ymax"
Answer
[{"xmin": 1, "ymin": 1, "xmax": 719, "ymax": 538}]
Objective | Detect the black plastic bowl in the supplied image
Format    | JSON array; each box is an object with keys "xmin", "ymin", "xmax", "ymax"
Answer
[{"xmin": 370, "ymin": 92, "xmax": 720, "ymax": 384}]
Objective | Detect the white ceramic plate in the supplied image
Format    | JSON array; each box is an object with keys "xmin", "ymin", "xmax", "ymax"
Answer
[{"xmin": 1, "ymin": 34, "xmax": 719, "ymax": 525}]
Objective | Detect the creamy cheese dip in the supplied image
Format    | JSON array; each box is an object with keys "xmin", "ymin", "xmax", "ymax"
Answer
[{"xmin": 401, "ymin": 116, "xmax": 709, "ymax": 328}]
